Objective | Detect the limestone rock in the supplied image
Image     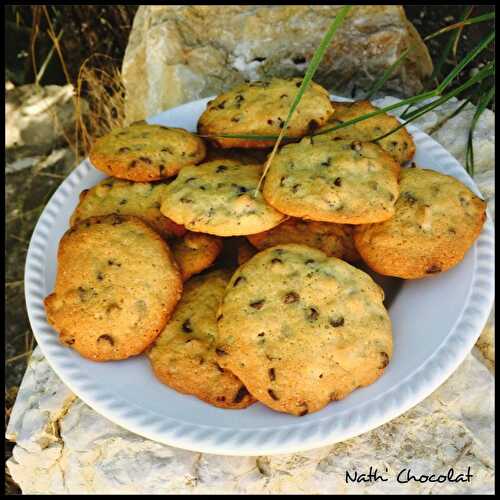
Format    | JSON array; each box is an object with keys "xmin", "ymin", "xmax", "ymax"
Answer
[
  {"xmin": 122, "ymin": 5, "xmax": 432, "ymax": 122},
  {"xmin": 6, "ymin": 347, "xmax": 493, "ymax": 494}
]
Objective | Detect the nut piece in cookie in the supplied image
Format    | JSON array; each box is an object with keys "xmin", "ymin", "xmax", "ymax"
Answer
[
  {"xmin": 316, "ymin": 100, "xmax": 415, "ymax": 164},
  {"xmin": 89, "ymin": 123, "xmax": 206, "ymax": 182},
  {"xmin": 198, "ymin": 77, "xmax": 334, "ymax": 148},
  {"xmin": 148, "ymin": 269, "xmax": 255, "ymax": 409},
  {"xmin": 70, "ymin": 177, "xmax": 186, "ymax": 240},
  {"xmin": 354, "ymin": 167, "xmax": 487, "ymax": 279},
  {"xmin": 263, "ymin": 138, "xmax": 400, "ymax": 224},
  {"xmin": 247, "ymin": 217, "xmax": 359, "ymax": 262},
  {"xmin": 160, "ymin": 159, "xmax": 286, "ymax": 236},
  {"xmin": 44, "ymin": 214, "xmax": 183, "ymax": 361},
  {"xmin": 171, "ymin": 232, "xmax": 223, "ymax": 281},
  {"xmin": 217, "ymin": 244, "xmax": 393, "ymax": 416}
]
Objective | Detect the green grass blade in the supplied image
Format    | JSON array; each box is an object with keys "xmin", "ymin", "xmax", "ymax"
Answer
[
  {"xmin": 466, "ymin": 86, "xmax": 495, "ymax": 176},
  {"xmin": 255, "ymin": 5, "xmax": 352, "ymax": 193},
  {"xmin": 372, "ymin": 64, "xmax": 494, "ymax": 143},
  {"xmin": 438, "ymin": 31, "xmax": 495, "ymax": 93}
]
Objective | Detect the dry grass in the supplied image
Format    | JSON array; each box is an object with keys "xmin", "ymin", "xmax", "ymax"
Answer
[{"xmin": 74, "ymin": 54, "xmax": 126, "ymax": 158}]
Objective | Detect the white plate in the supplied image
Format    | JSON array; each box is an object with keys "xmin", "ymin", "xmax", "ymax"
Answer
[{"xmin": 25, "ymin": 96, "xmax": 495, "ymax": 456}]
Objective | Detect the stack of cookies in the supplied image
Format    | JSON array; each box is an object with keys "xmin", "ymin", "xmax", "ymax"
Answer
[{"xmin": 44, "ymin": 77, "xmax": 486, "ymax": 417}]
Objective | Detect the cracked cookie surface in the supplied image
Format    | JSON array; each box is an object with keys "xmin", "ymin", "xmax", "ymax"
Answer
[
  {"xmin": 70, "ymin": 177, "xmax": 186, "ymax": 240},
  {"xmin": 89, "ymin": 123, "xmax": 206, "ymax": 182},
  {"xmin": 216, "ymin": 244, "xmax": 392, "ymax": 416},
  {"xmin": 160, "ymin": 159, "xmax": 286, "ymax": 236},
  {"xmin": 354, "ymin": 167, "xmax": 487, "ymax": 279},
  {"xmin": 198, "ymin": 77, "xmax": 334, "ymax": 148},
  {"xmin": 44, "ymin": 214, "xmax": 182, "ymax": 361},
  {"xmin": 148, "ymin": 269, "xmax": 255, "ymax": 409},
  {"xmin": 316, "ymin": 100, "xmax": 415, "ymax": 164},
  {"xmin": 263, "ymin": 138, "xmax": 400, "ymax": 224}
]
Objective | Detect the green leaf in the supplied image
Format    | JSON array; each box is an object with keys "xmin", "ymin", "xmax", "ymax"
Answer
[
  {"xmin": 466, "ymin": 86, "xmax": 495, "ymax": 176},
  {"xmin": 255, "ymin": 5, "xmax": 352, "ymax": 193}
]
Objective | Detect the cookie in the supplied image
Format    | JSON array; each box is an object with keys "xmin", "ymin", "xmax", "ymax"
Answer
[
  {"xmin": 354, "ymin": 167, "xmax": 487, "ymax": 279},
  {"xmin": 70, "ymin": 177, "xmax": 186, "ymax": 240},
  {"xmin": 160, "ymin": 159, "xmax": 286, "ymax": 236},
  {"xmin": 247, "ymin": 217, "xmax": 359, "ymax": 262},
  {"xmin": 198, "ymin": 78, "xmax": 334, "ymax": 148},
  {"xmin": 44, "ymin": 214, "xmax": 183, "ymax": 361},
  {"xmin": 263, "ymin": 138, "xmax": 400, "ymax": 224},
  {"xmin": 216, "ymin": 244, "xmax": 392, "ymax": 416},
  {"xmin": 316, "ymin": 100, "xmax": 415, "ymax": 164},
  {"xmin": 89, "ymin": 123, "xmax": 206, "ymax": 182},
  {"xmin": 236, "ymin": 238, "xmax": 258, "ymax": 266},
  {"xmin": 171, "ymin": 232, "xmax": 223, "ymax": 281},
  {"xmin": 148, "ymin": 270, "xmax": 255, "ymax": 409}
]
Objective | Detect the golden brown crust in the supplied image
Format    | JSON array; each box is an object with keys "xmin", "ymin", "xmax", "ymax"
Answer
[
  {"xmin": 317, "ymin": 100, "xmax": 416, "ymax": 164},
  {"xmin": 171, "ymin": 232, "xmax": 223, "ymax": 281},
  {"xmin": 44, "ymin": 214, "xmax": 183, "ymax": 361},
  {"xmin": 263, "ymin": 138, "xmax": 400, "ymax": 224},
  {"xmin": 198, "ymin": 78, "xmax": 334, "ymax": 149},
  {"xmin": 247, "ymin": 217, "xmax": 360, "ymax": 262},
  {"xmin": 70, "ymin": 177, "xmax": 186, "ymax": 240},
  {"xmin": 216, "ymin": 244, "xmax": 392, "ymax": 416},
  {"xmin": 354, "ymin": 167, "xmax": 487, "ymax": 279},
  {"xmin": 148, "ymin": 270, "xmax": 255, "ymax": 409},
  {"xmin": 89, "ymin": 123, "xmax": 206, "ymax": 182}
]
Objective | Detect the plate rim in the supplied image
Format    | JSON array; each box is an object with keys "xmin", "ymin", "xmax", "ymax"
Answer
[{"xmin": 24, "ymin": 95, "xmax": 495, "ymax": 456}]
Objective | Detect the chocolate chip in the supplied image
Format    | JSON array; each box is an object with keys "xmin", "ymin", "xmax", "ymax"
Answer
[
  {"xmin": 267, "ymin": 119, "xmax": 274, "ymax": 125},
  {"xmin": 119, "ymin": 199, "xmax": 127, "ymax": 205},
  {"xmin": 108, "ymin": 259, "xmax": 121, "ymax": 267},
  {"xmin": 448, "ymin": 228, "xmax": 456, "ymax": 234},
  {"xmin": 308, "ymin": 119, "xmax": 319, "ymax": 132},
  {"xmin": 279, "ymin": 176, "xmax": 287, "ymax": 187},
  {"xmin": 118, "ymin": 147, "xmax": 130, "ymax": 153},
  {"xmin": 295, "ymin": 80, "xmax": 303, "ymax": 88},
  {"xmin": 305, "ymin": 259, "xmax": 315, "ymax": 265},
  {"xmin": 403, "ymin": 192, "xmax": 417, "ymax": 205},
  {"xmin": 139, "ymin": 156, "xmax": 152, "ymax": 164},
  {"xmin": 233, "ymin": 276, "xmax": 246, "ymax": 287},
  {"xmin": 308, "ymin": 308, "xmax": 319, "ymax": 321},
  {"xmin": 78, "ymin": 287, "xmax": 88, "ymax": 301},
  {"xmin": 216, "ymin": 165, "xmax": 227, "ymax": 173},
  {"xmin": 159, "ymin": 164, "xmax": 165, "ymax": 175},
  {"xmin": 182, "ymin": 319, "xmax": 193, "ymax": 333},
  {"xmin": 231, "ymin": 117, "xmax": 240, "ymax": 123},
  {"xmin": 215, "ymin": 364, "xmax": 225, "ymax": 373},
  {"xmin": 330, "ymin": 392, "xmax": 339, "ymax": 401},
  {"xmin": 216, "ymin": 396, "xmax": 226, "ymax": 402},
  {"xmin": 292, "ymin": 55, "xmax": 306, "ymax": 64},
  {"xmin": 250, "ymin": 299, "xmax": 265, "ymax": 310},
  {"xmin": 97, "ymin": 272, "xmax": 104, "ymax": 281},
  {"xmin": 284, "ymin": 292, "xmax": 299, "ymax": 304},
  {"xmin": 215, "ymin": 348, "xmax": 228, "ymax": 356},
  {"xmin": 160, "ymin": 147, "xmax": 172, "ymax": 154},
  {"xmin": 426, "ymin": 264, "xmax": 442, "ymax": 274},
  {"xmin": 97, "ymin": 334, "xmax": 114, "ymax": 346},
  {"xmin": 180, "ymin": 197, "xmax": 193, "ymax": 204},
  {"xmin": 233, "ymin": 386, "xmax": 249, "ymax": 403},
  {"xmin": 321, "ymin": 157, "xmax": 332, "ymax": 167},
  {"xmin": 277, "ymin": 117, "xmax": 285, "ymax": 129},
  {"xmin": 63, "ymin": 337, "xmax": 75, "ymax": 346},
  {"xmin": 350, "ymin": 141, "xmax": 362, "ymax": 152},
  {"xmin": 235, "ymin": 94, "xmax": 245, "ymax": 103},
  {"xmin": 291, "ymin": 184, "xmax": 301, "ymax": 193},
  {"xmin": 217, "ymin": 100, "xmax": 226, "ymax": 110},
  {"xmin": 334, "ymin": 177, "xmax": 342, "ymax": 187},
  {"xmin": 216, "ymin": 314, "xmax": 223, "ymax": 322},
  {"xmin": 258, "ymin": 332, "xmax": 265, "ymax": 337},
  {"xmin": 379, "ymin": 351, "xmax": 390, "ymax": 369},
  {"xmin": 329, "ymin": 316, "xmax": 344, "ymax": 327},
  {"xmin": 298, "ymin": 407, "xmax": 309, "ymax": 416},
  {"xmin": 268, "ymin": 368, "xmax": 276, "ymax": 381},
  {"xmin": 271, "ymin": 258, "xmax": 282, "ymax": 265},
  {"xmin": 185, "ymin": 177, "xmax": 196, "ymax": 183},
  {"xmin": 280, "ymin": 94, "xmax": 288, "ymax": 99},
  {"xmin": 129, "ymin": 160, "xmax": 137, "ymax": 168},
  {"xmin": 268, "ymin": 389, "xmax": 279, "ymax": 400}
]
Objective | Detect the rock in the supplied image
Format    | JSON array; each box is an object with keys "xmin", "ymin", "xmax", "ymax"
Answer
[
  {"xmin": 122, "ymin": 5, "xmax": 433, "ymax": 122},
  {"xmin": 5, "ymin": 84, "xmax": 87, "ymax": 171},
  {"xmin": 6, "ymin": 347, "xmax": 493, "ymax": 494}
]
